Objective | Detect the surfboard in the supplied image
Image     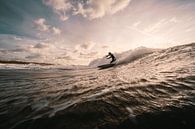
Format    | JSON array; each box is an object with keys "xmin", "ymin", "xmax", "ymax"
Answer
[{"xmin": 98, "ymin": 63, "xmax": 116, "ymax": 70}]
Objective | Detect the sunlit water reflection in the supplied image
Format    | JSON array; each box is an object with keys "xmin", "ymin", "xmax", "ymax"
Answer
[{"xmin": 0, "ymin": 43, "xmax": 195, "ymax": 129}]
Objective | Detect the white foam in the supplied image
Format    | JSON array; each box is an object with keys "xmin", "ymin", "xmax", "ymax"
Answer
[{"xmin": 89, "ymin": 47, "xmax": 156, "ymax": 67}]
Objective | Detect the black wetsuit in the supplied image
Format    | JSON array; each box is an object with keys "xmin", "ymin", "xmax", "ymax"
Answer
[{"xmin": 106, "ymin": 53, "xmax": 116, "ymax": 64}]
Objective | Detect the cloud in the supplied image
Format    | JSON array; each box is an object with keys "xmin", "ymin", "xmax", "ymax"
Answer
[
  {"xmin": 42, "ymin": 0, "xmax": 131, "ymax": 20},
  {"xmin": 185, "ymin": 28, "xmax": 193, "ymax": 32},
  {"xmin": 0, "ymin": 37, "xmax": 110, "ymax": 65},
  {"xmin": 52, "ymin": 27, "xmax": 61, "ymax": 35},
  {"xmin": 33, "ymin": 43, "xmax": 50, "ymax": 49},
  {"xmin": 109, "ymin": 0, "xmax": 131, "ymax": 14},
  {"xmin": 0, "ymin": 49, "xmax": 25, "ymax": 54},
  {"xmin": 132, "ymin": 21, "xmax": 141, "ymax": 27},
  {"xmin": 43, "ymin": 0, "xmax": 72, "ymax": 21},
  {"xmin": 56, "ymin": 55, "xmax": 74, "ymax": 60},
  {"xmin": 43, "ymin": 0, "xmax": 72, "ymax": 11},
  {"xmin": 144, "ymin": 19, "xmax": 168, "ymax": 33},
  {"xmin": 34, "ymin": 18, "xmax": 50, "ymax": 32},
  {"xmin": 79, "ymin": 51, "xmax": 98, "ymax": 58},
  {"xmin": 74, "ymin": 0, "xmax": 131, "ymax": 19},
  {"xmin": 169, "ymin": 17, "xmax": 180, "ymax": 23},
  {"xmin": 101, "ymin": 45, "xmax": 109, "ymax": 49},
  {"xmin": 25, "ymin": 53, "xmax": 42, "ymax": 59},
  {"xmin": 75, "ymin": 41, "xmax": 95, "ymax": 50},
  {"xmin": 144, "ymin": 17, "xmax": 181, "ymax": 34},
  {"xmin": 34, "ymin": 18, "xmax": 62, "ymax": 35},
  {"xmin": 0, "ymin": 34, "xmax": 37, "ymax": 50},
  {"xmin": 10, "ymin": 48, "xmax": 28, "ymax": 52},
  {"xmin": 13, "ymin": 36, "xmax": 23, "ymax": 41},
  {"xmin": 0, "ymin": 34, "xmax": 102, "ymax": 65}
]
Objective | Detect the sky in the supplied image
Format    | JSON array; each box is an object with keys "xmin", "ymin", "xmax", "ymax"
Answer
[{"xmin": 0, "ymin": 0, "xmax": 195, "ymax": 65}]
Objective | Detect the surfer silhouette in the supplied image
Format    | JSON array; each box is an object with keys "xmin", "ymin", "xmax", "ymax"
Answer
[{"xmin": 106, "ymin": 52, "xmax": 116, "ymax": 64}]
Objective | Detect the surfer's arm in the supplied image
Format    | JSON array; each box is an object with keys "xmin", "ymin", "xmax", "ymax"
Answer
[{"xmin": 106, "ymin": 55, "xmax": 110, "ymax": 58}]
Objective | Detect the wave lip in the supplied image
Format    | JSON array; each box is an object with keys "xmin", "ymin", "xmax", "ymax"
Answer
[{"xmin": 89, "ymin": 47, "xmax": 158, "ymax": 67}]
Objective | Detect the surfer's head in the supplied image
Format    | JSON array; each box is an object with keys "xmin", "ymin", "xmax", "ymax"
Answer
[{"xmin": 108, "ymin": 52, "xmax": 111, "ymax": 54}]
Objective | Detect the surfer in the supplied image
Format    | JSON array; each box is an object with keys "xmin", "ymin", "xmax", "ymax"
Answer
[{"xmin": 106, "ymin": 52, "xmax": 116, "ymax": 64}]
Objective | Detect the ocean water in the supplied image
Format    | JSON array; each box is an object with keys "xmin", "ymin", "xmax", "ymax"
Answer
[{"xmin": 0, "ymin": 43, "xmax": 195, "ymax": 129}]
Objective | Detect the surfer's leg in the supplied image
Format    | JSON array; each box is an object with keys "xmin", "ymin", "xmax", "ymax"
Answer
[{"xmin": 110, "ymin": 58, "xmax": 116, "ymax": 64}]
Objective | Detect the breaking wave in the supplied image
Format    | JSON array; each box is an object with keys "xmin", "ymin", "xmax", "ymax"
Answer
[{"xmin": 89, "ymin": 47, "xmax": 158, "ymax": 67}]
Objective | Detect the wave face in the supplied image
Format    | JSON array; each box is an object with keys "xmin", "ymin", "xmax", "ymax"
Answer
[
  {"xmin": 0, "ymin": 43, "xmax": 195, "ymax": 129},
  {"xmin": 88, "ymin": 47, "xmax": 157, "ymax": 67}
]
